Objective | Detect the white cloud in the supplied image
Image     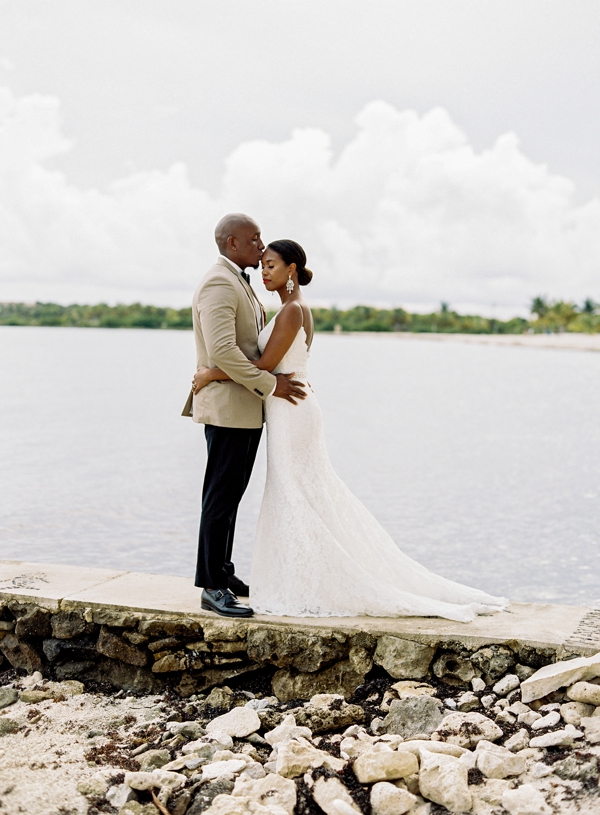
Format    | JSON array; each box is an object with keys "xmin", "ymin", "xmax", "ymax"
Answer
[{"xmin": 1, "ymin": 86, "xmax": 599, "ymax": 313}]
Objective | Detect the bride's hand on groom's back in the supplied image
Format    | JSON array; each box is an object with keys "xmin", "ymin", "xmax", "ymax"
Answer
[
  {"xmin": 192, "ymin": 367, "xmax": 213, "ymax": 394},
  {"xmin": 274, "ymin": 373, "xmax": 306, "ymax": 404}
]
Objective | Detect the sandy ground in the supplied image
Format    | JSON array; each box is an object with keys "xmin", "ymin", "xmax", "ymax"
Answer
[{"xmin": 0, "ymin": 683, "xmax": 165, "ymax": 815}]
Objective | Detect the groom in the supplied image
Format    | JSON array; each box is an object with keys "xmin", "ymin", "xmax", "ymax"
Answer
[{"xmin": 183, "ymin": 213, "xmax": 306, "ymax": 617}]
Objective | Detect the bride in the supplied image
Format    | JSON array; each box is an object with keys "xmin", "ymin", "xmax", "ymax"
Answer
[{"xmin": 193, "ymin": 240, "xmax": 508, "ymax": 622}]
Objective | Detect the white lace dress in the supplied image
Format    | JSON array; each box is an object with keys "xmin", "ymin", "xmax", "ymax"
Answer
[{"xmin": 250, "ymin": 312, "xmax": 509, "ymax": 622}]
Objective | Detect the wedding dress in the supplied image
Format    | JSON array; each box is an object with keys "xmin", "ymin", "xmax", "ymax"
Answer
[{"xmin": 250, "ymin": 310, "xmax": 508, "ymax": 622}]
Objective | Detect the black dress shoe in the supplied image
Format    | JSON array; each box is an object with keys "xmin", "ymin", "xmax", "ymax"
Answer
[
  {"xmin": 227, "ymin": 574, "xmax": 250, "ymax": 597},
  {"xmin": 201, "ymin": 588, "xmax": 254, "ymax": 618}
]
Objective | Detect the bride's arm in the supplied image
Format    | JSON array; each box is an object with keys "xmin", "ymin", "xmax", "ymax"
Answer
[
  {"xmin": 192, "ymin": 304, "xmax": 303, "ymax": 394},
  {"xmin": 253, "ymin": 303, "xmax": 303, "ymax": 372}
]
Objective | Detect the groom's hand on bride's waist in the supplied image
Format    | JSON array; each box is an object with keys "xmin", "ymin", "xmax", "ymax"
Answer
[{"xmin": 274, "ymin": 373, "xmax": 306, "ymax": 404}]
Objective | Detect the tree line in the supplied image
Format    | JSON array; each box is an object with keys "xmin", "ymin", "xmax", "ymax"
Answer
[{"xmin": 0, "ymin": 297, "xmax": 598, "ymax": 333}]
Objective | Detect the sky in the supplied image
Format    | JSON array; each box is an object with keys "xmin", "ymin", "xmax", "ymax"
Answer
[{"xmin": 0, "ymin": 0, "xmax": 599, "ymax": 315}]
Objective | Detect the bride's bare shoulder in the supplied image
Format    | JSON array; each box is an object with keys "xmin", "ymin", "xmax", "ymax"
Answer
[{"xmin": 276, "ymin": 301, "xmax": 304, "ymax": 328}]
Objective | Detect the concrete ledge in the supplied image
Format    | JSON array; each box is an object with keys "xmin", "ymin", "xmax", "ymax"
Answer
[{"xmin": 1, "ymin": 560, "xmax": 599, "ymax": 700}]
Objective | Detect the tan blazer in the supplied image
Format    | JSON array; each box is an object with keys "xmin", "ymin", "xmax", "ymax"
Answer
[{"xmin": 182, "ymin": 258, "xmax": 277, "ymax": 429}]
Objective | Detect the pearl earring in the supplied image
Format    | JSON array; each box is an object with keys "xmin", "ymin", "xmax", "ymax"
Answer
[{"xmin": 286, "ymin": 273, "xmax": 295, "ymax": 294}]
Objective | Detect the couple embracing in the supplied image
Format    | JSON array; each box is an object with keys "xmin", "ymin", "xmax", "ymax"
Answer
[{"xmin": 184, "ymin": 213, "xmax": 507, "ymax": 622}]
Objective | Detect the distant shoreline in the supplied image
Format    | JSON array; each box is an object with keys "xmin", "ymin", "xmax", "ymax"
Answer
[
  {"xmin": 2, "ymin": 322, "xmax": 599, "ymax": 352},
  {"xmin": 335, "ymin": 331, "xmax": 600, "ymax": 352}
]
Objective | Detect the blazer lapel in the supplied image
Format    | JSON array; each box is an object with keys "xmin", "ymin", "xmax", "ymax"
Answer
[{"xmin": 216, "ymin": 257, "xmax": 264, "ymax": 331}]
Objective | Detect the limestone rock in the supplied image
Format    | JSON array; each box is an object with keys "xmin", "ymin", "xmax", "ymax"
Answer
[
  {"xmin": 11, "ymin": 604, "xmax": 52, "ymax": 638},
  {"xmin": 152, "ymin": 653, "xmax": 185, "ymax": 672},
  {"xmin": 275, "ymin": 740, "xmax": 321, "ymax": 778},
  {"xmin": 382, "ymin": 695, "xmax": 444, "ymax": 738},
  {"xmin": 264, "ymin": 714, "xmax": 312, "ymax": 745},
  {"xmin": 514, "ymin": 664, "xmax": 535, "ymax": 682},
  {"xmin": 138, "ymin": 749, "xmax": 170, "ymax": 771},
  {"xmin": 51, "ymin": 609, "xmax": 94, "ymax": 639},
  {"xmin": 471, "ymin": 645, "xmax": 515, "ymax": 681},
  {"xmin": 119, "ymin": 803, "xmax": 159, "ymax": 815},
  {"xmin": 370, "ymin": 782, "xmax": 417, "ymax": 815},
  {"xmin": 313, "ymin": 777, "xmax": 360, "ymax": 815},
  {"xmin": 309, "ymin": 693, "xmax": 343, "ymax": 708},
  {"xmin": 87, "ymin": 657, "xmax": 162, "ymax": 694},
  {"xmin": 0, "ymin": 718, "xmax": 18, "ymax": 736},
  {"xmin": 247, "ymin": 628, "xmax": 346, "ymax": 672},
  {"xmin": 293, "ymin": 701, "xmax": 364, "ymax": 734},
  {"xmin": 469, "ymin": 778, "xmax": 512, "ymax": 812},
  {"xmin": 504, "ymin": 728, "xmax": 530, "ymax": 752},
  {"xmin": 204, "ymin": 794, "xmax": 288, "ymax": 815},
  {"xmin": 433, "ymin": 652, "xmax": 477, "ymax": 686},
  {"xmin": 390, "ymin": 680, "xmax": 436, "ymax": 699},
  {"xmin": 207, "ymin": 706, "xmax": 261, "ymax": 738},
  {"xmin": 166, "ymin": 720, "xmax": 206, "ymax": 740},
  {"xmin": 353, "ymin": 749, "xmax": 418, "ymax": 784},
  {"xmin": 456, "ymin": 691, "xmax": 480, "ymax": 712},
  {"xmin": 97, "ymin": 627, "xmax": 147, "ymax": 667},
  {"xmin": 185, "ymin": 778, "xmax": 234, "ymax": 814},
  {"xmin": 19, "ymin": 689, "xmax": 52, "ymax": 703},
  {"xmin": 520, "ymin": 652, "xmax": 600, "ymax": 704},
  {"xmin": 517, "ymin": 709, "xmax": 541, "ymax": 727},
  {"xmin": 471, "ymin": 677, "xmax": 486, "ymax": 692},
  {"xmin": 125, "ymin": 769, "xmax": 186, "ymax": 791},
  {"xmin": 567, "ymin": 680, "xmax": 600, "ymax": 706},
  {"xmin": 202, "ymin": 759, "xmax": 249, "ymax": 781},
  {"xmin": 180, "ymin": 741, "xmax": 214, "ymax": 761},
  {"xmin": 397, "ymin": 739, "xmax": 466, "ymax": 758},
  {"xmin": 581, "ymin": 716, "xmax": 600, "ymax": 743},
  {"xmin": 77, "ymin": 774, "xmax": 108, "ymax": 798},
  {"xmin": 529, "ymin": 724, "xmax": 583, "ymax": 748},
  {"xmin": 502, "ymin": 783, "xmax": 551, "ymax": 815},
  {"xmin": 433, "ymin": 711, "xmax": 503, "ymax": 748},
  {"xmin": 233, "ymin": 774, "xmax": 296, "ymax": 815},
  {"xmin": 475, "ymin": 740, "xmax": 527, "ymax": 778},
  {"xmin": 418, "ymin": 749, "xmax": 472, "ymax": 813},
  {"xmin": 275, "ymin": 739, "xmax": 343, "ymax": 777},
  {"xmin": 0, "ymin": 634, "xmax": 43, "ymax": 673},
  {"xmin": 205, "ymin": 686, "xmax": 235, "ymax": 711},
  {"xmin": 135, "ymin": 617, "xmax": 197, "ymax": 638},
  {"xmin": 560, "ymin": 701, "xmax": 594, "ymax": 726},
  {"xmin": 0, "ymin": 687, "xmax": 18, "ymax": 709},
  {"xmin": 507, "ymin": 701, "xmax": 529, "ymax": 717},
  {"xmin": 531, "ymin": 710, "xmax": 560, "ymax": 730},
  {"xmin": 492, "ymin": 674, "xmax": 520, "ymax": 696},
  {"xmin": 272, "ymin": 658, "xmax": 366, "ymax": 702},
  {"xmin": 49, "ymin": 679, "xmax": 85, "ymax": 697},
  {"xmin": 106, "ymin": 783, "xmax": 136, "ymax": 809},
  {"xmin": 43, "ymin": 636, "xmax": 99, "ymax": 664},
  {"xmin": 373, "ymin": 636, "xmax": 435, "ymax": 679}
]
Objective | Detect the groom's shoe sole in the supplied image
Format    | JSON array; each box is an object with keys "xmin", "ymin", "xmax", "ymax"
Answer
[
  {"xmin": 201, "ymin": 601, "xmax": 254, "ymax": 618},
  {"xmin": 201, "ymin": 589, "xmax": 254, "ymax": 618}
]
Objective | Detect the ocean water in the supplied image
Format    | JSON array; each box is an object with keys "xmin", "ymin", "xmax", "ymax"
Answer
[{"xmin": 1, "ymin": 326, "xmax": 599, "ymax": 606}]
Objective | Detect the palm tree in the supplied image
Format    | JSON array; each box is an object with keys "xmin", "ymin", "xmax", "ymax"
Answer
[
  {"xmin": 582, "ymin": 298, "xmax": 598, "ymax": 314},
  {"xmin": 530, "ymin": 296, "xmax": 549, "ymax": 318}
]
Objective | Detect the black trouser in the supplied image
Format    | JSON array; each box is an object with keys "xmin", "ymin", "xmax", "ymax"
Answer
[{"xmin": 195, "ymin": 424, "xmax": 262, "ymax": 589}]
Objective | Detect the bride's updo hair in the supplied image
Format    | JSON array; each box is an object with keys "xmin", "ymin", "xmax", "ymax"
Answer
[{"xmin": 267, "ymin": 239, "xmax": 313, "ymax": 286}]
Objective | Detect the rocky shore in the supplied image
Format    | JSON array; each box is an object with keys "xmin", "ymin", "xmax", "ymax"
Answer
[{"xmin": 2, "ymin": 651, "xmax": 600, "ymax": 815}]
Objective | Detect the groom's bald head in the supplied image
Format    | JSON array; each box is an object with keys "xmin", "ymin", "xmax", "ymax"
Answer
[
  {"xmin": 215, "ymin": 213, "xmax": 259, "ymax": 253},
  {"xmin": 215, "ymin": 213, "xmax": 264, "ymax": 269}
]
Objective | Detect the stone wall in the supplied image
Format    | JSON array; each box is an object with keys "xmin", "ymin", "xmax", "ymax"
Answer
[{"xmin": 0, "ymin": 598, "xmax": 566, "ymax": 701}]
